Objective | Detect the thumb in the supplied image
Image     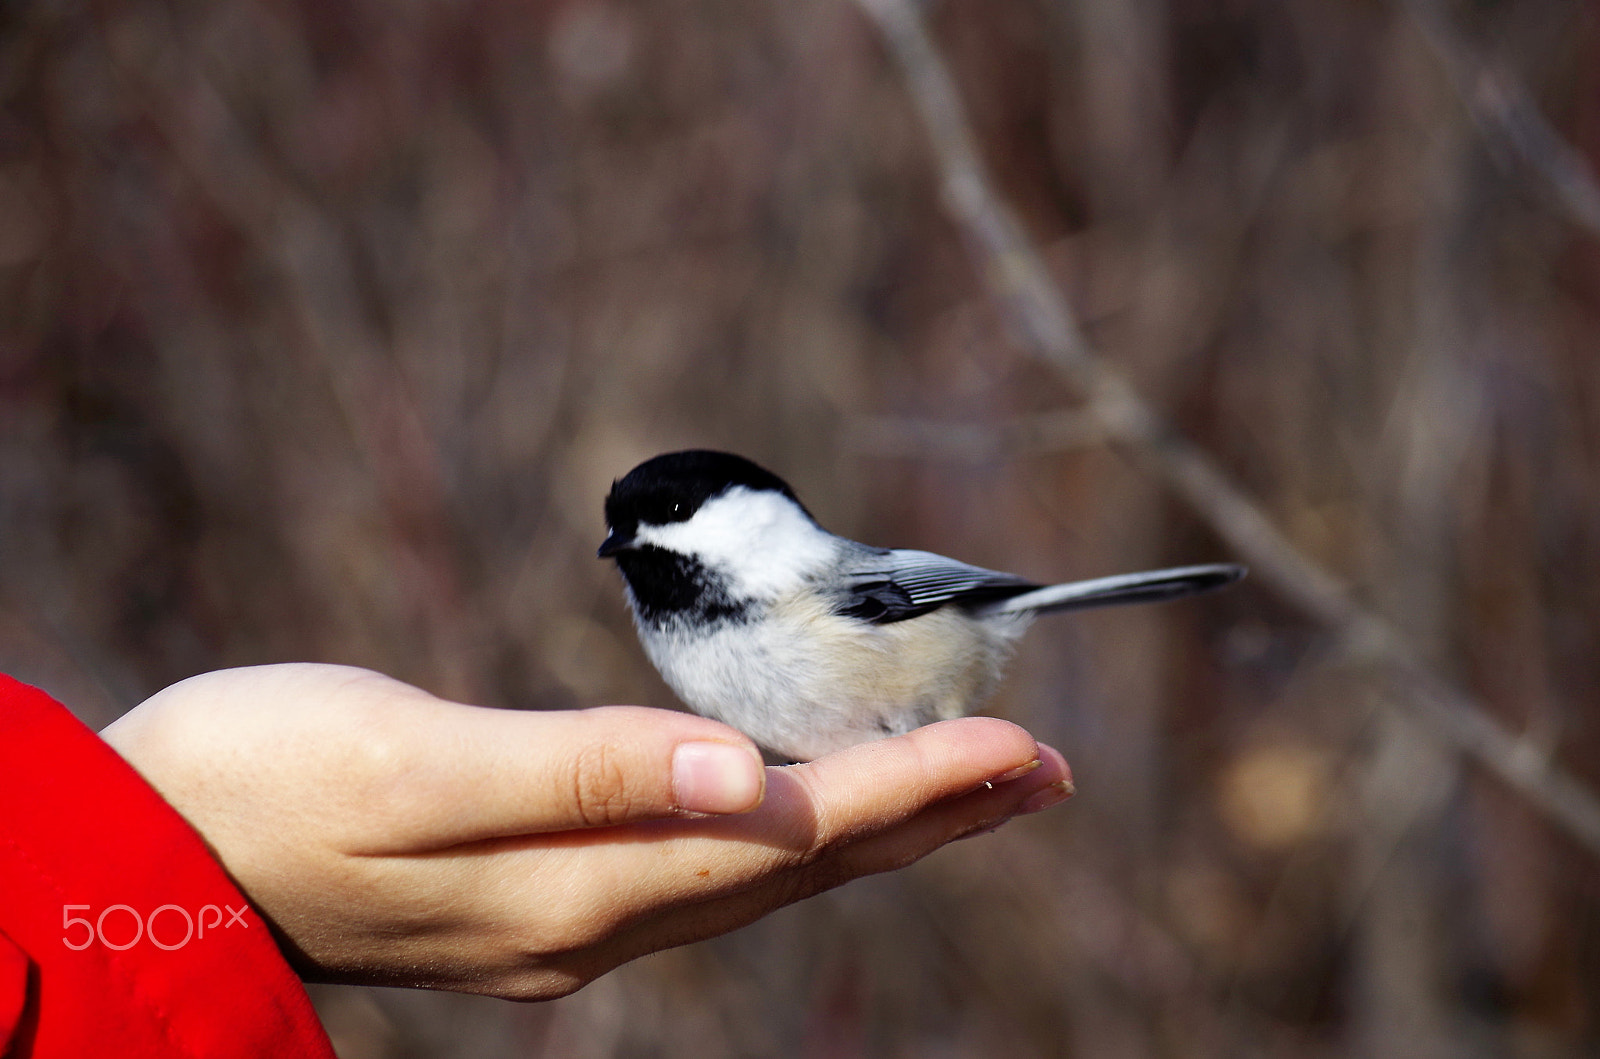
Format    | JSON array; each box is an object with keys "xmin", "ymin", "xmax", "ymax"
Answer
[{"xmin": 358, "ymin": 703, "xmax": 768, "ymax": 852}]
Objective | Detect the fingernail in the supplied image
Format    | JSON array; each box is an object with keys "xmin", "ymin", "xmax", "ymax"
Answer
[
  {"xmin": 673, "ymin": 742, "xmax": 765, "ymax": 814},
  {"xmin": 1018, "ymin": 779, "xmax": 1076, "ymax": 815},
  {"xmin": 991, "ymin": 759, "xmax": 1043, "ymax": 784}
]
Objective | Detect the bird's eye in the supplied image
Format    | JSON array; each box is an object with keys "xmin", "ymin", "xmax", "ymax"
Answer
[{"xmin": 673, "ymin": 503, "xmax": 682, "ymax": 514}]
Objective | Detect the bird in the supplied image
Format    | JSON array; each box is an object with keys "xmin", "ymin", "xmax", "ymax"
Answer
[{"xmin": 598, "ymin": 449, "xmax": 1244, "ymax": 761}]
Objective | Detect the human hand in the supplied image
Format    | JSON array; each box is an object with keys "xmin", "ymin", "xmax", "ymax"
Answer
[{"xmin": 101, "ymin": 663, "xmax": 1072, "ymax": 1000}]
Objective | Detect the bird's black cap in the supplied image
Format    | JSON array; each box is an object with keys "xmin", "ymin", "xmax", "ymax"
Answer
[{"xmin": 599, "ymin": 450, "xmax": 810, "ymax": 556}]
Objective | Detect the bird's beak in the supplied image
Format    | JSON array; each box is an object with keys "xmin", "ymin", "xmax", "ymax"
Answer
[{"xmin": 597, "ymin": 531, "xmax": 634, "ymax": 558}]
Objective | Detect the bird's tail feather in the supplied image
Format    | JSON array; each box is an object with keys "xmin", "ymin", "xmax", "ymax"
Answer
[{"xmin": 977, "ymin": 563, "xmax": 1245, "ymax": 617}]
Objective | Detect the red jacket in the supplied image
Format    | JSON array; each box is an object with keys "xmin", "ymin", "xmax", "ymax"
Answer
[{"xmin": 0, "ymin": 675, "xmax": 335, "ymax": 1057}]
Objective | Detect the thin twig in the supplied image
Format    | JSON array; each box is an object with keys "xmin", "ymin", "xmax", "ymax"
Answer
[
  {"xmin": 1402, "ymin": 0, "xmax": 1600, "ymax": 239},
  {"xmin": 853, "ymin": 0, "xmax": 1600, "ymax": 856}
]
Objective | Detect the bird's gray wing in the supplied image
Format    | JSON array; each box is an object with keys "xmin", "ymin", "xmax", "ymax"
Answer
[{"xmin": 835, "ymin": 549, "xmax": 1038, "ymax": 625}]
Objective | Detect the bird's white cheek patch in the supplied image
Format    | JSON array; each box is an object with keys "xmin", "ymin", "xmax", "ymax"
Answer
[{"xmin": 635, "ymin": 487, "xmax": 837, "ymax": 598}]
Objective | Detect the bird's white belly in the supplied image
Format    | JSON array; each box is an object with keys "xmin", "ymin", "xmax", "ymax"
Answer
[{"xmin": 635, "ymin": 593, "xmax": 1029, "ymax": 761}]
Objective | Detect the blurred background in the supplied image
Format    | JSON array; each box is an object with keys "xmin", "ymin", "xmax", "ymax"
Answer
[{"xmin": 3, "ymin": 0, "xmax": 1599, "ymax": 1054}]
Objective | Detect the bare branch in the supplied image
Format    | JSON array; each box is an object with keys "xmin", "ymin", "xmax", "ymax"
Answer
[
  {"xmin": 1403, "ymin": 0, "xmax": 1600, "ymax": 238},
  {"xmin": 853, "ymin": 0, "xmax": 1600, "ymax": 856}
]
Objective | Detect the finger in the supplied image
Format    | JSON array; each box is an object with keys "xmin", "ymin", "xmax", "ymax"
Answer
[
  {"xmin": 747, "ymin": 715, "xmax": 1055, "ymax": 854},
  {"xmin": 459, "ymin": 717, "xmax": 1060, "ymax": 926},
  {"xmin": 658, "ymin": 740, "xmax": 1073, "ymax": 933},
  {"xmin": 808, "ymin": 740, "xmax": 1073, "ymax": 875},
  {"xmin": 481, "ymin": 740, "xmax": 1074, "ymax": 995},
  {"xmin": 352, "ymin": 703, "xmax": 767, "ymax": 852}
]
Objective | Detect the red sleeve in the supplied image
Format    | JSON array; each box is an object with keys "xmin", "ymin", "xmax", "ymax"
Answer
[{"xmin": 0, "ymin": 674, "xmax": 335, "ymax": 1058}]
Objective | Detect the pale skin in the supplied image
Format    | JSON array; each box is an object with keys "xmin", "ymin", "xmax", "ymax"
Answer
[{"xmin": 100, "ymin": 663, "xmax": 1073, "ymax": 1000}]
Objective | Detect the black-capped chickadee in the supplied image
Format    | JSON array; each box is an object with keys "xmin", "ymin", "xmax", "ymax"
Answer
[{"xmin": 599, "ymin": 450, "xmax": 1244, "ymax": 761}]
